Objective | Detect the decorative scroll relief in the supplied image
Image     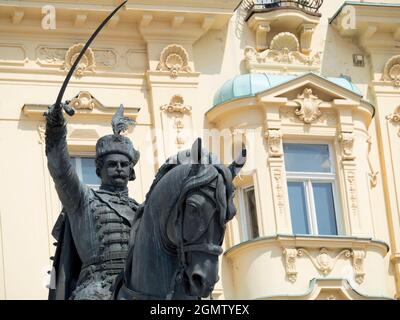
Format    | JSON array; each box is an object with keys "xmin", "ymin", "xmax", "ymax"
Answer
[
  {"xmin": 280, "ymin": 107, "xmax": 337, "ymax": 126},
  {"xmin": 294, "ymin": 88, "xmax": 322, "ymax": 124},
  {"xmin": 69, "ymin": 91, "xmax": 96, "ymax": 110},
  {"xmin": 300, "ymin": 25, "xmax": 315, "ymax": 55},
  {"xmin": 245, "ymin": 46, "xmax": 321, "ymax": 68},
  {"xmin": 352, "ymin": 250, "xmax": 366, "ymax": 284},
  {"xmin": 382, "ymin": 55, "xmax": 400, "ymax": 87},
  {"xmin": 160, "ymin": 95, "xmax": 192, "ymax": 148},
  {"xmin": 298, "ymin": 248, "xmax": 352, "ymax": 275},
  {"xmin": 283, "ymin": 248, "xmax": 366, "ymax": 284},
  {"xmin": 156, "ymin": 44, "xmax": 192, "ymax": 79},
  {"xmin": 386, "ymin": 106, "xmax": 400, "ymax": 137},
  {"xmin": 338, "ymin": 132, "xmax": 355, "ymax": 161},
  {"xmin": 244, "ymin": 32, "xmax": 321, "ymax": 72},
  {"xmin": 265, "ymin": 129, "xmax": 283, "ymax": 157},
  {"xmin": 283, "ymin": 248, "xmax": 299, "ymax": 283}
]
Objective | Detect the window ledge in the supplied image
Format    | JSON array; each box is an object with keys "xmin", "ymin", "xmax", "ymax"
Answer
[{"xmin": 225, "ymin": 234, "xmax": 389, "ymax": 258}]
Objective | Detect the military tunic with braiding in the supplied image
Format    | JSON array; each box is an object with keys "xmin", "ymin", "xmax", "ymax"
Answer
[{"xmin": 46, "ymin": 124, "xmax": 138, "ymax": 300}]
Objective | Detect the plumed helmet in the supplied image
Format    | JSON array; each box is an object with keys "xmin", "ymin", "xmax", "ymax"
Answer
[{"xmin": 95, "ymin": 104, "xmax": 140, "ymax": 166}]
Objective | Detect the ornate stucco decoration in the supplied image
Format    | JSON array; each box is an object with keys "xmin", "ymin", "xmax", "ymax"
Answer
[
  {"xmin": 156, "ymin": 44, "xmax": 192, "ymax": 79},
  {"xmin": 244, "ymin": 32, "xmax": 321, "ymax": 73},
  {"xmin": 160, "ymin": 95, "xmax": 192, "ymax": 148},
  {"xmin": 283, "ymin": 248, "xmax": 366, "ymax": 284},
  {"xmin": 266, "ymin": 129, "xmax": 283, "ymax": 158},
  {"xmin": 338, "ymin": 132, "xmax": 355, "ymax": 161},
  {"xmin": 93, "ymin": 49, "xmax": 117, "ymax": 68},
  {"xmin": 345, "ymin": 170, "xmax": 358, "ymax": 217},
  {"xmin": 37, "ymin": 46, "xmax": 66, "ymax": 66},
  {"xmin": 63, "ymin": 43, "xmax": 95, "ymax": 78},
  {"xmin": 386, "ymin": 105, "xmax": 400, "ymax": 137},
  {"xmin": 271, "ymin": 32, "xmax": 300, "ymax": 53},
  {"xmin": 69, "ymin": 91, "xmax": 96, "ymax": 110},
  {"xmin": 37, "ymin": 123, "xmax": 45, "ymax": 144},
  {"xmin": 37, "ymin": 45, "xmax": 116, "ymax": 71},
  {"xmin": 352, "ymin": 250, "xmax": 366, "ymax": 284},
  {"xmin": 294, "ymin": 88, "xmax": 322, "ymax": 124},
  {"xmin": 272, "ymin": 168, "xmax": 285, "ymax": 216},
  {"xmin": 160, "ymin": 95, "xmax": 192, "ymax": 114},
  {"xmin": 283, "ymin": 248, "xmax": 299, "ymax": 283},
  {"xmin": 298, "ymin": 248, "xmax": 352, "ymax": 276},
  {"xmin": 382, "ymin": 55, "xmax": 400, "ymax": 87},
  {"xmin": 366, "ymin": 136, "xmax": 379, "ymax": 187}
]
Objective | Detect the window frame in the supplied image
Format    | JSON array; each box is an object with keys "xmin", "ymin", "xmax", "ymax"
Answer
[
  {"xmin": 70, "ymin": 153, "xmax": 101, "ymax": 190},
  {"xmin": 284, "ymin": 140, "xmax": 344, "ymax": 236},
  {"xmin": 238, "ymin": 184, "xmax": 260, "ymax": 242}
]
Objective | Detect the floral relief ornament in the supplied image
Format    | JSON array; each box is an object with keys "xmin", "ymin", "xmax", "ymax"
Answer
[
  {"xmin": 160, "ymin": 95, "xmax": 192, "ymax": 114},
  {"xmin": 160, "ymin": 95, "xmax": 192, "ymax": 148},
  {"xmin": 294, "ymin": 88, "xmax": 322, "ymax": 124}
]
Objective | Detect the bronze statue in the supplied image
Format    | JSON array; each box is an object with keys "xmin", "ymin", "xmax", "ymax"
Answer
[
  {"xmin": 113, "ymin": 140, "xmax": 246, "ymax": 299},
  {"xmin": 45, "ymin": 0, "xmax": 246, "ymax": 300},
  {"xmin": 46, "ymin": 103, "xmax": 140, "ymax": 300},
  {"xmin": 45, "ymin": 1, "xmax": 139, "ymax": 300}
]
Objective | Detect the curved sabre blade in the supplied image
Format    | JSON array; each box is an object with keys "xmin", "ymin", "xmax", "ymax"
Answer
[{"xmin": 55, "ymin": 0, "xmax": 127, "ymax": 110}]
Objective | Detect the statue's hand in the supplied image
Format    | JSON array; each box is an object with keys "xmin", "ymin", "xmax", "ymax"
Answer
[{"xmin": 44, "ymin": 101, "xmax": 71, "ymax": 127}]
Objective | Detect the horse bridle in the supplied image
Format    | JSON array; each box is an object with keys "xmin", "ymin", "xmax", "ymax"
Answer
[
  {"xmin": 117, "ymin": 173, "xmax": 225, "ymax": 300},
  {"xmin": 164, "ymin": 188, "xmax": 224, "ymax": 300}
]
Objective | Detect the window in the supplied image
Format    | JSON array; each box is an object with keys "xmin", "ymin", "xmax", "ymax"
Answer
[
  {"xmin": 239, "ymin": 186, "xmax": 259, "ymax": 241},
  {"xmin": 70, "ymin": 156, "xmax": 101, "ymax": 189},
  {"xmin": 284, "ymin": 143, "xmax": 340, "ymax": 236}
]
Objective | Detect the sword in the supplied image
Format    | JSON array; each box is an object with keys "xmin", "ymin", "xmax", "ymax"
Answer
[{"xmin": 45, "ymin": 0, "xmax": 127, "ymax": 117}]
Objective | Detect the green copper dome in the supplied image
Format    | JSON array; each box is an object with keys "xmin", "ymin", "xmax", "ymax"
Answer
[{"xmin": 212, "ymin": 73, "xmax": 362, "ymax": 107}]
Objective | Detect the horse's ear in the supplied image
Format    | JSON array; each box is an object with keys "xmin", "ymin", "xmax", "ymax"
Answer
[
  {"xmin": 228, "ymin": 147, "xmax": 247, "ymax": 179},
  {"xmin": 191, "ymin": 138, "xmax": 202, "ymax": 164}
]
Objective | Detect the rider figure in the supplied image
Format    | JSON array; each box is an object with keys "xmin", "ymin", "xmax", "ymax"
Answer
[{"xmin": 45, "ymin": 102, "xmax": 140, "ymax": 300}]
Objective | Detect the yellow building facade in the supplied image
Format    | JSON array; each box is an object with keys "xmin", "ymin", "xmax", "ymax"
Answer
[{"xmin": 0, "ymin": 0, "xmax": 399, "ymax": 300}]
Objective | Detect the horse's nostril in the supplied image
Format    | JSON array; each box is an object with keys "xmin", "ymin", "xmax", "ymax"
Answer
[{"xmin": 191, "ymin": 273, "xmax": 203, "ymax": 288}]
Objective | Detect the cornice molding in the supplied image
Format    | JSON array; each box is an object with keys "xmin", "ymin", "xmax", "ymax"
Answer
[
  {"xmin": 224, "ymin": 235, "xmax": 389, "ymax": 259},
  {"xmin": 22, "ymin": 94, "xmax": 140, "ymax": 121}
]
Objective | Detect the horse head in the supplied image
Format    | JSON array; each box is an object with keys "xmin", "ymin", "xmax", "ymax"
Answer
[{"xmin": 163, "ymin": 138, "xmax": 246, "ymax": 298}]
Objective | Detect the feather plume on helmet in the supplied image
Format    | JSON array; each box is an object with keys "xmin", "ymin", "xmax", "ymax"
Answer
[{"xmin": 95, "ymin": 105, "xmax": 140, "ymax": 171}]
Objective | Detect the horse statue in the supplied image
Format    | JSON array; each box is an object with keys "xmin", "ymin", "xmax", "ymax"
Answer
[{"xmin": 113, "ymin": 139, "xmax": 246, "ymax": 300}]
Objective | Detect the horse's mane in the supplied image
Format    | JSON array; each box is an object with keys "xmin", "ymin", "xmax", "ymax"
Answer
[{"xmin": 134, "ymin": 148, "xmax": 236, "ymax": 224}]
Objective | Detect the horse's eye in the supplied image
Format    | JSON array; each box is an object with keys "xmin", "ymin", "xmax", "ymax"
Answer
[{"xmin": 186, "ymin": 203, "xmax": 198, "ymax": 215}]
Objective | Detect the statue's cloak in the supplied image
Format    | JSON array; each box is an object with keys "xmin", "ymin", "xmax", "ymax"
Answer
[{"xmin": 48, "ymin": 211, "xmax": 81, "ymax": 300}]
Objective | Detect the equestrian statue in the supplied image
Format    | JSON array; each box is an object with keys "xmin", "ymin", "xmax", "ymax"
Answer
[{"xmin": 45, "ymin": 1, "xmax": 246, "ymax": 300}]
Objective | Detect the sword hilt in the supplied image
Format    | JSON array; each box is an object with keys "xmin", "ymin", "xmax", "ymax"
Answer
[{"xmin": 43, "ymin": 100, "xmax": 74, "ymax": 118}]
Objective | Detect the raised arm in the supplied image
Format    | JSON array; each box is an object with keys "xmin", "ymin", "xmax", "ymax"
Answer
[{"xmin": 45, "ymin": 103, "xmax": 86, "ymax": 214}]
